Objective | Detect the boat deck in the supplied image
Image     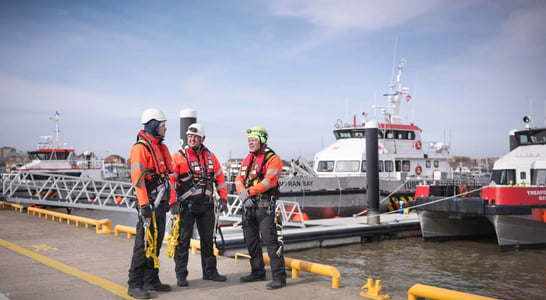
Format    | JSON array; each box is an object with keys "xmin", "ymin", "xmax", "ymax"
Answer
[{"xmin": 0, "ymin": 206, "xmax": 418, "ymax": 299}]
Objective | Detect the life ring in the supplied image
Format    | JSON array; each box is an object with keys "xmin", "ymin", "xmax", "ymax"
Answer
[
  {"xmin": 414, "ymin": 140, "xmax": 422, "ymax": 150},
  {"xmin": 458, "ymin": 186, "xmax": 468, "ymax": 197},
  {"xmin": 415, "ymin": 166, "xmax": 422, "ymax": 175}
]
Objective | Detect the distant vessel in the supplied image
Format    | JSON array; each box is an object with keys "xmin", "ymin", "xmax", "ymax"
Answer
[
  {"xmin": 415, "ymin": 116, "xmax": 546, "ymax": 250},
  {"xmin": 277, "ymin": 59, "xmax": 453, "ymax": 219},
  {"xmin": 16, "ymin": 111, "xmax": 116, "ymax": 180}
]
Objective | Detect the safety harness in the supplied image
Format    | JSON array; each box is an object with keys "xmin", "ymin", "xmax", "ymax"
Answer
[
  {"xmin": 239, "ymin": 147, "xmax": 279, "ymax": 199},
  {"xmin": 176, "ymin": 147, "xmax": 215, "ymax": 203},
  {"xmin": 133, "ymin": 131, "xmax": 171, "ymax": 268}
]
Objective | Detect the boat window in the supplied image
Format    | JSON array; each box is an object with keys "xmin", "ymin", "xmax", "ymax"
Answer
[
  {"xmin": 426, "ymin": 160, "xmax": 431, "ymax": 168},
  {"xmin": 396, "ymin": 131, "xmax": 407, "ymax": 139},
  {"xmin": 353, "ymin": 131, "xmax": 365, "ymax": 138},
  {"xmin": 402, "ymin": 160, "xmax": 410, "ymax": 172},
  {"xmin": 384, "ymin": 161, "xmax": 394, "ymax": 172},
  {"xmin": 395, "ymin": 160, "xmax": 401, "ymax": 172},
  {"xmin": 378, "ymin": 161, "xmax": 384, "ymax": 172},
  {"xmin": 378, "ymin": 131, "xmax": 384, "ymax": 139},
  {"xmin": 317, "ymin": 161, "xmax": 335, "ymax": 172},
  {"xmin": 408, "ymin": 131, "xmax": 415, "ymax": 140},
  {"xmin": 361, "ymin": 160, "xmax": 366, "ymax": 172},
  {"xmin": 386, "ymin": 131, "xmax": 394, "ymax": 139},
  {"xmin": 434, "ymin": 160, "xmax": 439, "ymax": 168},
  {"xmin": 491, "ymin": 169, "xmax": 516, "ymax": 185},
  {"xmin": 520, "ymin": 172, "xmax": 526, "ymax": 180},
  {"xmin": 531, "ymin": 169, "xmax": 546, "ymax": 185},
  {"xmin": 334, "ymin": 160, "xmax": 360, "ymax": 172},
  {"xmin": 339, "ymin": 131, "xmax": 351, "ymax": 139}
]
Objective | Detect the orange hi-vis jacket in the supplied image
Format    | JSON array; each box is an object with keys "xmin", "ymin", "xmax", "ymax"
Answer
[
  {"xmin": 235, "ymin": 147, "xmax": 282, "ymax": 197},
  {"xmin": 130, "ymin": 130, "xmax": 176, "ymax": 207},
  {"xmin": 171, "ymin": 146, "xmax": 228, "ymax": 201}
]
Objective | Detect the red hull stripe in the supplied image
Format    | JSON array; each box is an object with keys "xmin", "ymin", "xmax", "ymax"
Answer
[
  {"xmin": 378, "ymin": 123, "xmax": 421, "ymax": 131},
  {"xmin": 482, "ymin": 186, "xmax": 546, "ymax": 205}
]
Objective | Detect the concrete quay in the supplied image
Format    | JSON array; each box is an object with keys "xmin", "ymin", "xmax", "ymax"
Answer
[{"xmin": 0, "ymin": 206, "xmax": 417, "ymax": 299}]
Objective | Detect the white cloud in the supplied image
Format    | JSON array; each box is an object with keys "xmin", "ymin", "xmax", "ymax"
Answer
[{"xmin": 270, "ymin": 0, "xmax": 448, "ymax": 31}]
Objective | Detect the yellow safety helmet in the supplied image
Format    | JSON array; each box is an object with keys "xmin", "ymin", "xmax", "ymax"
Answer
[{"xmin": 246, "ymin": 126, "xmax": 268, "ymax": 144}]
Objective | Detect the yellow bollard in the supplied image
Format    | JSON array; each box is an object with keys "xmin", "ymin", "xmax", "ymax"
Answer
[{"xmin": 360, "ymin": 278, "xmax": 390, "ymax": 300}]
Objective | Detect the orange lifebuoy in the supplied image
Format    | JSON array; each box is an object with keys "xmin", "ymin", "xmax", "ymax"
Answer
[
  {"xmin": 415, "ymin": 166, "xmax": 422, "ymax": 175},
  {"xmin": 458, "ymin": 185, "xmax": 468, "ymax": 197},
  {"xmin": 414, "ymin": 140, "xmax": 422, "ymax": 150}
]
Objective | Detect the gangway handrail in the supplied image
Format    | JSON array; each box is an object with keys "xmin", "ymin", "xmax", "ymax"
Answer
[
  {"xmin": 1, "ymin": 171, "xmax": 137, "ymax": 211},
  {"xmin": 2, "ymin": 171, "xmax": 305, "ymax": 227},
  {"xmin": 226, "ymin": 194, "xmax": 305, "ymax": 228}
]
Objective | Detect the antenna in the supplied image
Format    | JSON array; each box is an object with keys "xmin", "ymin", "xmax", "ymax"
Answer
[{"xmin": 49, "ymin": 110, "xmax": 61, "ymax": 148}]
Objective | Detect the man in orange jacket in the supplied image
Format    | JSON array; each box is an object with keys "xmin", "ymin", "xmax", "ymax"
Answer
[
  {"xmin": 170, "ymin": 123, "xmax": 229, "ymax": 287},
  {"xmin": 127, "ymin": 108, "xmax": 176, "ymax": 299},
  {"xmin": 236, "ymin": 126, "xmax": 286, "ymax": 290}
]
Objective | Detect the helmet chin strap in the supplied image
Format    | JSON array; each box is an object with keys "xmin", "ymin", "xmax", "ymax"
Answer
[{"xmin": 191, "ymin": 144, "xmax": 203, "ymax": 152}]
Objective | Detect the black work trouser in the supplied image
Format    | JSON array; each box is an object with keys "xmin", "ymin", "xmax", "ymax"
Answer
[
  {"xmin": 242, "ymin": 205, "xmax": 286, "ymax": 282},
  {"xmin": 127, "ymin": 201, "xmax": 168, "ymax": 288},
  {"xmin": 174, "ymin": 202, "xmax": 218, "ymax": 280}
]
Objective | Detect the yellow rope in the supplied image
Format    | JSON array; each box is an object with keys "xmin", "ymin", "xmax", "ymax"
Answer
[
  {"xmin": 166, "ymin": 214, "xmax": 180, "ymax": 259},
  {"xmin": 145, "ymin": 211, "xmax": 160, "ymax": 268}
]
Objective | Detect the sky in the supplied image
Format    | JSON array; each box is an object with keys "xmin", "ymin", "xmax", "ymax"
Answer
[{"xmin": 1, "ymin": 0, "xmax": 545, "ymax": 164}]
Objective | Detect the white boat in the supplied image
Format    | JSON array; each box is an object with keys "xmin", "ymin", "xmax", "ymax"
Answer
[
  {"xmin": 278, "ymin": 59, "xmax": 453, "ymax": 219},
  {"xmin": 16, "ymin": 111, "xmax": 116, "ymax": 180},
  {"xmin": 415, "ymin": 116, "xmax": 546, "ymax": 250}
]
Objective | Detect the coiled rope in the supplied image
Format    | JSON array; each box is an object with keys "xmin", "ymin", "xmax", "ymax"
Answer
[
  {"xmin": 145, "ymin": 212, "xmax": 160, "ymax": 268},
  {"xmin": 166, "ymin": 214, "xmax": 180, "ymax": 259}
]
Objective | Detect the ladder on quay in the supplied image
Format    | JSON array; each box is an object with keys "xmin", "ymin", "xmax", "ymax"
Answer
[{"xmin": 1, "ymin": 171, "xmax": 306, "ymax": 227}]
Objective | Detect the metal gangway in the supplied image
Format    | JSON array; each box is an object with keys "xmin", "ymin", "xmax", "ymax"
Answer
[{"xmin": 1, "ymin": 171, "xmax": 306, "ymax": 227}]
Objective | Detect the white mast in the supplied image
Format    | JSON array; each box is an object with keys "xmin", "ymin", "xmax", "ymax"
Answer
[{"xmin": 49, "ymin": 110, "xmax": 60, "ymax": 148}]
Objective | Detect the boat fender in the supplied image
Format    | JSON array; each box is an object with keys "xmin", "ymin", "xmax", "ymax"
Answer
[
  {"xmin": 414, "ymin": 140, "xmax": 422, "ymax": 150},
  {"xmin": 415, "ymin": 166, "xmax": 422, "ymax": 175}
]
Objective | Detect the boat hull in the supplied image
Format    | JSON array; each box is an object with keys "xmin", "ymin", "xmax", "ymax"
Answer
[
  {"xmin": 415, "ymin": 195, "xmax": 546, "ymax": 250},
  {"xmin": 278, "ymin": 176, "xmax": 419, "ymax": 219},
  {"xmin": 487, "ymin": 213, "xmax": 546, "ymax": 250}
]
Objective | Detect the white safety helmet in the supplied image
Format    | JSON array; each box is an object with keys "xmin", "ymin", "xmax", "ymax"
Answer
[
  {"xmin": 141, "ymin": 108, "xmax": 167, "ymax": 125},
  {"xmin": 186, "ymin": 123, "xmax": 206, "ymax": 137}
]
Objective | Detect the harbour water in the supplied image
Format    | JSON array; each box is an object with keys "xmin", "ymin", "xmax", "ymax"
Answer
[{"xmin": 289, "ymin": 237, "xmax": 546, "ymax": 299}]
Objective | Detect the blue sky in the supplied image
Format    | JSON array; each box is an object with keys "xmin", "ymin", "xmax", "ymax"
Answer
[{"xmin": 1, "ymin": 0, "xmax": 545, "ymax": 163}]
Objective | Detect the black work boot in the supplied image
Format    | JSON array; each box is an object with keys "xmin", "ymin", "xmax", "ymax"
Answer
[
  {"xmin": 177, "ymin": 278, "xmax": 189, "ymax": 287},
  {"xmin": 203, "ymin": 271, "xmax": 227, "ymax": 281},
  {"xmin": 143, "ymin": 281, "xmax": 171, "ymax": 292},
  {"xmin": 266, "ymin": 280, "xmax": 286, "ymax": 290},
  {"xmin": 240, "ymin": 273, "xmax": 266, "ymax": 283},
  {"xmin": 128, "ymin": 287, "xmax": 150, "ymax": 299}
]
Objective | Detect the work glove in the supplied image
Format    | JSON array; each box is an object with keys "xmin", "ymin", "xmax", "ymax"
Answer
[
  {"xmin": 243, "ymin": 198, "xmax": 255, "ymax": 208},
  {"xmin": 140, "ymin": 204, "xmax": 152, "ymax": 219},
  {"xmin": 239, "ymin": 189, "xmax": 249, "ymax": 202},
  {"xmin": 218, "ymin": 198, "xmax": 229, "ymax": 213},
  {"xmin": 170, "ymin": 203, "xmax": 181, "ymax": 215}
]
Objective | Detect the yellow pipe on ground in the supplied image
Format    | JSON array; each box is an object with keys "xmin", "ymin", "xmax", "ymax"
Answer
[
  {"xmin": 263, "ymin": 253, "xmax": 341, "ymax": 288},
  {"xmin": 114, "ymin": 225, "xmax": 136, "ymax": 238},
  {"xmin": 407, "ymin": 283, "xmax": 498, "ymax": 300},
  {"xmin": 27, "ymin": 207, "xmax": 112, "ymax": 234},
  {"xmin": 0, "ymin": 201, "xmax": 24, "ymax": 212}
]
